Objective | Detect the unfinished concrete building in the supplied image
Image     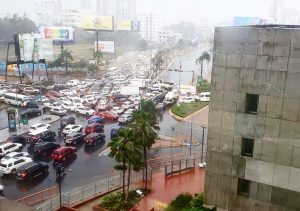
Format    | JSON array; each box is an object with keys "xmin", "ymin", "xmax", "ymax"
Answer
[{"xmin": 204, "ymin": 25, "xmax": 300, "ymax": 210}]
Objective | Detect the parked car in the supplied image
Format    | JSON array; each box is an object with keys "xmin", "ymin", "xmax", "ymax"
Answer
[
  {"xmin": 75, "ymin": 106, "xmax": 95, "ymax": 116},
  {"xmin": 0, "ymin": 157, "xmax": 32, "ymax": 174},
  {"xmin": 1, "ymin": 152, "xmax": 30, "ymax": 162},
  {"xmin": 94, "ymin": 111, "xmax": 119, "ymax": 120},
  {"xmin": 50, "ymin": 107, "xmax": 68, "ymax": 116},
  {"xmin": 28, "ymin": 130, "xmax": 56, "ymax": 145},
  {"xmin": 51, "ymin": 147, "xmax": 77, "ymax": 161},
  {"xmin": 60, "ymin": 116, "xmax": 76, "ymax": 129},
  {"xmin": 88, "ymin": 116, "xmax": 104, "ymax": 124},
  {"xmin": 118, "ymin": 114, "xmax": 133, "ymax": 124},
  {"xmin": 53, "ymin": 84, "xmax": 67, "ymax": 92},
  {"xmin": 16, "ymin": 162, "xmax": 49, "ymax": 181},
  {"xmin": 34, "ymin": 142, "xmax": 60, "ymax": 156},
  {"xmin": 84, "ymin": 123, "xmax": 104, "ymax": 135},
  {"xmin": 66, "ymin": 79, "xmax": 80, "ymax": 87},
  {"xmin": 121, "ymin": 101, "xmax": 135, "ymax": 109},
  {"xmin": 36, "ymin": 96, "xmax": 49, "ymax": 103},
  {"xmin": 46, "ymin": 91, "xmax": 63, "ymax": 98},
  {"xmin": 8, "ymin": 134, "xmax": 28, "ymax": 146},
  {"xmin": 110, "ymin": 128, "xmax": 122, "ymax": 139},
  {"xmin": 65, "ymin": 133, "xmax": 85, "ymax": 145},
  {"xmin": 62, "ymin": 125, "xmax": 83, "ymax": 137},
  {"xmin": 29, "ymin": 123, "xmax": 51, "ymax": 134},
  {"xmin": 21, "ymin": 108, "xmax": 41, "ymax": 119},
  {"xmin": 84, "ymin": 133, "xmax": 105, "ymax": 146},
  {"xmin": 0, "ymin": 143, "xmax": 23, "ymax": 157},
  {"xmin": 23, "ymin": 87, "xmax": 39, "ymax": 94}
]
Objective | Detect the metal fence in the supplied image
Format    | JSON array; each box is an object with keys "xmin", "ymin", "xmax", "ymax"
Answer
[
  {"xmin": 34, "ymin": 169, "xmax": 152, "ymax": 211},
  {"xmin": 165, "ymin": 158, "xmax": 195, "ymax": 176}
]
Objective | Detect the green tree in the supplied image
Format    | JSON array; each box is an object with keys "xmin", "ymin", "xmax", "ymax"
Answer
[
  {"xmin": 108, "ymin": 128, "xmax": 137, "ymax": 205},
  {"xmin": 58, "ymin": 49, "xmax": 73, "ymax": 74},
  {"xmin": 140, "ymin": 100, "xmax": 157, "ymax": 126},
  {"xmin": 195, "ymin": 51, "xmax": 211, "ymax": 84},
  {"xmin": 93, "ymin": 50, "xmax": 103, "ymax": 65},
  {"xmin": 132, "ymin": 110, "xmax": 157, "ymax": 190}
]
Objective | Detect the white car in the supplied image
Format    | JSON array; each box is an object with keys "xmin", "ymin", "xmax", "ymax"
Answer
[
  {"xmin": 0, "ymin": 157, "xmax": 32, "ymax": 174},
  {"xmin": 118, "ymin": 114, "xmax": 133, "ymax": 124},
  {"xmin": 59, "ymin": 89, "xmax": 76, "ymax": 96},
  {"xmin": 36, "ymin": 96, "xmax": 49, "ymax": 103},
  {"xmin": 111, "ymin": 106, "xmax": 125, "ymax": 115},
  {"xmin": 50, "ymin": 107, "xmax": 68, "ymax": 116},
  {"xmin": 124, "ymin": 108, "xmax": 135, "ymax": 115},
  {"xmin": 24, "ymin": 87, "xmax": 39, "ymax": 94},
  {"xmin": 178, "ymin": 96, "xmax": 195, "ymax": 104},
  {"xmin": 0, "ymin": 143, "xmax": 23, "ymax": 157},
  {"xmin": 1, "ymin": 152, "xmax": 30, "ymax": 162},
  {"xmin": 75, "ymin": 106, "xmax": 95, "ymax": 116},
  {"xmin": 122, "ymin": 101, "xmax": 135, "ymax": 109},
  {"xmin": 62, "ymin": 101, "xmax": 77, "ymax": 111},
  {"xmin": 29, "ymin": 123, "xmax": 51, "ymax": 133},
  {"xmin": 66, "ymin": 79, "xmax": 80, "ymax": 86},
  {"xmin": 62, "ymin": 124, "xmax": 83, "ymax": 136}
]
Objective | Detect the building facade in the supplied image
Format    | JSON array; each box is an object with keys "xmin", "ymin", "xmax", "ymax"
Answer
[
  {"xmin": 138, "ymin": 14, "xmax": 162, "ymax": 43},
  {"xmin": 34, "ymin": 0, "xmax": 62, "ymax": 26},
  {"xmin": 205, "ymin": 25, "xmax": 300, "ymax": 210}
]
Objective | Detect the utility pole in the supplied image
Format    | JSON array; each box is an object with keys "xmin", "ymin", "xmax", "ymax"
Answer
[
  {"xmin": 199, "ymin": 125, "xmax": 207, "ymax": 168},
  {"xmin": 189, "ymin": 117, "xmax": 193, "ymax": 156}
]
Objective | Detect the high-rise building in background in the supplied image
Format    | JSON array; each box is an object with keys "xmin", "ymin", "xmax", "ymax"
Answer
[
  {"xmin": 35, "ymin": 0, "xmax": 62, "ymax": 26},
  {"xmin": 138, "ymin": 14, "xmax": 162, "ymax": 43},
  {"xmin": 80, "ymin": 0, "xmax": 97, "ymax": 13},
  {"xmin": 95, "ymin": 0, "xmax": 135, "ymax": 20},
  {"xmin": 205, "ymin": 25, "xmax": 300, "ymax": 210},
  {"xmin": 96, "ymin": 0, "xmax": 116, "ymax": 17}
]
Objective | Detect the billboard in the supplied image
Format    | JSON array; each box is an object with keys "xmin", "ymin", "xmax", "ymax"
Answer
[
  {"xmin": 18, "ymin": 34, "xmax": 54, "ymax": 62},
  {"xmin": 95, "ymin": 41, "xmax": 115, "ymax": 53},
  {"xmin": 39, "ymin": 26, "xmax": 74, "ymax": 41},
  {"xmin": 131, "ymin": 21, "xmax": 140, "ymax": 31},
  {"xmin": 81, "ymin": 15, "xmax": 114, "ymax": 31},
  {"xmin": 233, "ymin": 17, "xmax": 261, "ymax": 26},
  {"xmin": 116, "ymin": 20, "xmax": 131, "ymax": 31}
]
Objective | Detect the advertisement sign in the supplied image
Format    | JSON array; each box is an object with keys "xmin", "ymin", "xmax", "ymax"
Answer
[
  {"xmin": 81, "ymin": 15, "xmax": 114, "ymax": 31},
  {"xmin": 95, "ymin": 41, "xmax": 115, "ymax": 53},
  {"xmin": 116, "ymin": 20, "xmax": 131, "ymax": 31},
  {"xmin": 18, "ymin": 34, "xmax": 54, "ymax": 62},
  {"xmin": 131, "ymin": 21, "xmax": 140, "ymax": 31},
  {"xmin": 39, "ymin": 26, "xmax": 74, "ymax": 41}
]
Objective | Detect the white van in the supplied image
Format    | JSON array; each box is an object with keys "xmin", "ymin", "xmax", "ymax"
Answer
[
  {"xmin": 0, "ymin": 143, "xmax": 23, "ymax": 157},
  {"xmin": 199, "ymin": 92, "xmax": 210, "ymax": 102},
  {"xmin": 3, "ymin": 93, "xmax": 31, "ymax": 106}
]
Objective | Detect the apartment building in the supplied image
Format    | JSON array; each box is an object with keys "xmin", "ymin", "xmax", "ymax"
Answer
[{"xmin": 205, "ymin": 25, "xmax": 300, "ymax": 210}]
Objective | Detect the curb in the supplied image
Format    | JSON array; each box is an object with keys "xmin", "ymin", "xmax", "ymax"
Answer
[{"xmin": 168, "ymin": 105, "xmax": 209, "ymax": 123}]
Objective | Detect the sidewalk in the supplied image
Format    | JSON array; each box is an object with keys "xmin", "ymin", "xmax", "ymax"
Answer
[
  {"xmin": 0, "ymin": 115, "xmax": 60, "ymax": 143},
  {"xmin": 133, "ymin": 167, "xmax": 205, "ymax": 210}
]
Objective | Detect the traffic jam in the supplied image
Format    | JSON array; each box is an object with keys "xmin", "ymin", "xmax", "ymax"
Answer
[{"xmin": 0, "ymin": 51, "xmax": 209, "ymax": 194}]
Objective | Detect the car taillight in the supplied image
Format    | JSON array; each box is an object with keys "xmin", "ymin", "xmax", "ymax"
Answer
[{"xmin": 19, "ymin": 173, "xmax": 26, "ymax": 177}]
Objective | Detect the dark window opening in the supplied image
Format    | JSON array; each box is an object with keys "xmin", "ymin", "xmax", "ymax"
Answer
[
  {"xmin": 241, "ymin": 138, "xmax": 254, "ymax": 157},
  {"xmin": 245, "ymin": 94, "xmax": 259, "ymax": 114},
  {"xmin": 237, "ymin": 178, "xmax": 250, "ymax": 197}
]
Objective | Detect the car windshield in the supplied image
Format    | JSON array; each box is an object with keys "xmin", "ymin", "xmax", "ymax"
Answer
[{"xmin": 0, "ymin": 164, "xmax": 7, "ymax": 168}]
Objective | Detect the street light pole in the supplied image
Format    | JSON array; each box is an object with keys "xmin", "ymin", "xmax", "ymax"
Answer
[
  {"xmin": 189, "ymin": 118, "xmax": 193, "ymax": 156},
  {"xmin": 199, "ymin": 125, "xmax": 207, "ymax": 168}
]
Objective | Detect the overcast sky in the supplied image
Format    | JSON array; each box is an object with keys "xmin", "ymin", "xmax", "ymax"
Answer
[{"xmin": 1, "ymin": 0, "xmax": 299, "ymax": 25}]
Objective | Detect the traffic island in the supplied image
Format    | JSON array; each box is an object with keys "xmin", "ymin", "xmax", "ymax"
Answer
[{"xmin": 170, "ymin": 102, "xmax": 208, "ymax": 120}]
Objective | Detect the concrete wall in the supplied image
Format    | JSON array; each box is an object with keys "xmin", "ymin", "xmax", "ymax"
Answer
[
  {"xmin": 0, "ymin": 197, "xmax": 31, "ymax": 211},
  {"xmin": 205, "ymin": 26, "xmax": 300, "ymax": 211}
]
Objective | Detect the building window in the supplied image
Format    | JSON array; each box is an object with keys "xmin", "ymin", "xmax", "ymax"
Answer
[
  {"xmin": 245, "ymin": 94, "xmax": 259, "ymax": 114},
  {"xmin": 241, "ymin": 138, "xmax": 254, "ymax": 157},
  {"xmin": 237, "ymin": 178, "xmax": 250, "ymax": 197}
]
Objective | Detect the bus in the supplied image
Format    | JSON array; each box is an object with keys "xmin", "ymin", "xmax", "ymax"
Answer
[{"xmin": 3, "ymin": 93, "xmax": 31, "ymax": 107}]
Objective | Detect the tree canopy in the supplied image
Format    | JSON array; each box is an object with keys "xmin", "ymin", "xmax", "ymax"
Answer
[{"xmin": 0, "ymin": 15, "xmax": 37, "ymax": 45}]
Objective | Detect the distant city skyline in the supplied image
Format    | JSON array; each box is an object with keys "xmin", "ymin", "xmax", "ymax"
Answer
[{"xmin": 1, "ymin": 0, "xmax": 300, "ymax": 25}]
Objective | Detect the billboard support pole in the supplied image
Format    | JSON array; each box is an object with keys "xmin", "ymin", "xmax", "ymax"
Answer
[
  {"xmin": 60, "ymin": 41, "xmax": 64, "ymax": 54},
  {"xmin": 5, "ymin": 42, "xmax": 14, "ymax": 82},
  {"xmin": 96, "ymin": 30, "xmax": 99, "ymax": 52},
  {"xmin": 32, "ymin": 60, "xmax": 35, "ymax": 79}
]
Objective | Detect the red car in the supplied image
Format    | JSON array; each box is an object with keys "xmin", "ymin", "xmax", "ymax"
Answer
[
  {"xmin": 45, "ymin": 92, "xmax": 55, "ymax": 100},
  {"xmin": 84, "ymin": 123, "xmax": 104, "ymax": 135},
  {"xmin": 94, "ymin": 111, "xmax": 119, "ymax": 120},
  {"xmin": 47, "ymin": 91, "xmax": 63, "ymax": 98},
  {"xmin": 51, "ymin": 147, "xmax": 77, "ymax": 161}
]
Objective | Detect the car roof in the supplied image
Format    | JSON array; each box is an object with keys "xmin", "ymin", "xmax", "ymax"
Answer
[
  {"xmin": 0, "ymin": 143, "xmax": 19, "ymax": 148},
  {"xmin": 28, "ymin": 128, "xmax": 49, "ymax": 135},
  {"xmin": 31, "ymin": 123, "xmax": 45, "ymax": 127},
  {"xmin": 1, "ymin": 156, "xmax": 30, "ymax": 164},
  {"xmin": 85, "ymin": 133, "xmax": 101, "ymax": 138},
  {"xmin": 18, "ymin": 162, "xmax": 41, "ymax": 170},
  {"xmin": 66, "ymin": 132, "xmax": 82, "ymax": 137},
  {"xmin": 35, "ymin": 142, "xmax": 57, "ymax": 147}
]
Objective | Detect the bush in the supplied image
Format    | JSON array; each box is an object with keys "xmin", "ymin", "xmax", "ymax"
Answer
[
  {"xmin": 100, "ymin": 191, "xmax": 140, "ymax": 211},
  {"xmin": 165, "ymin": 193, "xmax": 193, "ymax": 211}
]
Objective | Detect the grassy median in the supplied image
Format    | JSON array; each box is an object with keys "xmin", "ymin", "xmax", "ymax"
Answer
[{"xmin": 171, "ymin": 101, "xmax": 208, "ymax": 118}]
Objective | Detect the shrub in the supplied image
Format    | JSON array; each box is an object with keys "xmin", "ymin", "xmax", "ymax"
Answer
[
  {"xmin": 100, "ymin": 191, "xmax": 140, "ymax": 211},
  {"xmin": 165, "ymin": 193, "xmax": 193, "ymax": 211}
]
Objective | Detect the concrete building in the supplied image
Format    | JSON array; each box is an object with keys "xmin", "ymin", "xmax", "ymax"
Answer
[
  {"xmin": 96, "ymin": 0, "xmax": 116, "ymax": 17},
  {"xmin": 34, "ymin": 0, "xmax": 62, "ymax": 26},
  {"xmin": 80, "ymin": 0, "xmax": 97, "ymax": 13},
  {"xmin": 138, "ymin": 14, "xmax": 162, "ymax": 43},
  {"xmin": 204, "ymin": 25, "xmax": 300, "ymax": 210}
]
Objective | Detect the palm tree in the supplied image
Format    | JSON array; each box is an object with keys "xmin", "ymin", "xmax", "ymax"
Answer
[
  {"xmin": 126, "ymin": 151, "xmax": 144, "ymax": 196},
  {"xmin": 93, "ymin": 50, "xmax": 103, "ymax": 65},
  {"xmin": 108, "ymin": 128, "xmax": 137, "ymax": 205},
  {"xmin": 152, "ymin": 51, "xmax": 164, "ymax": 74},
  {"xmin": 59, "ymin": 49, "xmax": 73, "ymax": 74},
  {"xmin": 195, "ymin": 51, "xmax": 211, "ymax": 84},
  {"xmin": 131, "ymin": 110, "xmax": 157, "ymax": 190}
]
